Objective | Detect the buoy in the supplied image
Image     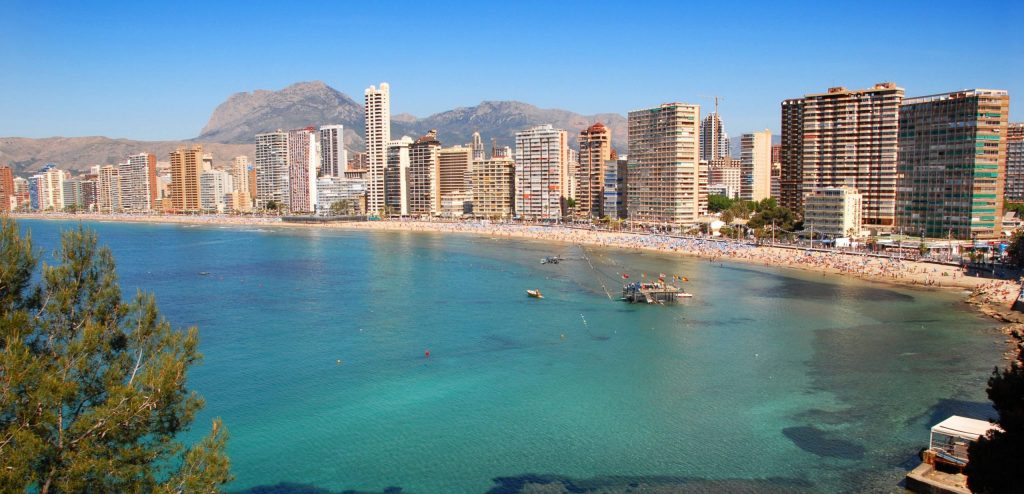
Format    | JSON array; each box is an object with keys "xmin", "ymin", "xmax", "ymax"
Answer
[
  {"xmin": 336, "ymin": 359, "xmax": 342, "ymax": 365},
  {"xmin": 560, "ymin": 333, "xmax": 565, "ymax": 339},
  {"xmin": 425, "ymin": 349, "xmax": 430, "ymax": 358}
]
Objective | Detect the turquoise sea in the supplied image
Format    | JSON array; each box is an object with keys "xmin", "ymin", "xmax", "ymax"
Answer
[{"xmin": 19, "ymin": 219, "xmax": 1003, "ymax": 493}]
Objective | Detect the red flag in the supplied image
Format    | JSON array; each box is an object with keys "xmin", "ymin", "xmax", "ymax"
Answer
[{"xmin": 621, "ymin": 273, "xmax": 630, "ymax": 279}]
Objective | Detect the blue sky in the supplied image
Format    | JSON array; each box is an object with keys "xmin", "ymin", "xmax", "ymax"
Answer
[{"xmin": 1, "ymin": 0, "xmax": 1021, "ymax": 141}]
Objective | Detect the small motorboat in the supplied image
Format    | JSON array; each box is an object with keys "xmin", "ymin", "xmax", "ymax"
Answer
[
  {"xmin": 676, "ymin": 292, "xmax": 693, "ymax": 298},
  {"xmin": 526, "ymin": 289, "xmax": 544, "ymax": 299},
  {"xmin": 540, "ymin": 256, "xmax": 560, "ymax": 265}
]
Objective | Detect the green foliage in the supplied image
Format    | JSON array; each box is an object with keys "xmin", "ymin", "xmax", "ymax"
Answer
[
  {"xmin": 965, "ymin": 331, "xmax": 1024, "ymax": 493},
  {"xmin": 1007, "ymin": 229, "xmax": 1024, "ymax": 268},
  {"xmin": 265, "ymin": 200, "xmax": 279, "ymax": 211},
  {"xmin": 330, "ymin": 199, "xmax": 355, "ymax": 216},
  {"xmin": 0, "ymin": 218, "xmax": 231, "ymax": 493},
  {"xmin": 747, "ymin": 204, "xmax": 797, "ymax": 232},
  {"xmin": 1004, "ymin": 201, "xmax": 1024, "ymax": 217},
  {"xmin": 707, "ymin": 194, "xmax": 734, "ymax": 213}
]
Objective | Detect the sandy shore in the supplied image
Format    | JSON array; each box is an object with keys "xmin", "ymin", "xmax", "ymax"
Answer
[{"xmin": 13, "ymin": 212, "xmax": 1022, "ymax": 304}]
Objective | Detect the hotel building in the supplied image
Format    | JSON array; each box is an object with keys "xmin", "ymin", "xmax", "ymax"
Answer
[
  {"xmin": 385, "ymin": 136, "xmax": 414, "ymax": 216},
  {"xmin": 408, "ymin": 131, "xmax": 442, "ymax": 216},
  {"xmin": 287, "ymin": 127, "xmax": 319, "ymax": 213},
  {"xmin": 438, "ymin": 145, "xmax": 473, "ymax": 204},
  {"xmin": 1005, "ymin": 123, "xmax": 1024, "ymax": 203},
  {"xmin": 468, "ymin": 157, "xmax": 515, "ymax": 218},
  {"xmin": 255, "ymin": 131, "xmax": 289, "ymax": 209},
  {"xmin": 781, "ymin": 83, "xmax": 903, "ymax": 228},
  {"xmin": 169, "ymin": 145, "xmax": 204, "ymax": 212},
  {"xmin": 700, "ymin": 113, "xmax": 729, "ymax": 161},
  {"xmin": 365, "ymin": 83, "xmax": 391, "ymax": 214},
  {"xmin": 803, "ymin": 187, "xmax": 863, "ymax": 238},
  {"xmin": 320, "ymin": 124, "xmax": 347, "ymax": 177},
  {"xmin": 740, "ymin": 130, "xmax": 772, "ymax": 201},
  {"xmin": 119, "ymin": 153, "xmax": 156, "ymax": 211},
  {"xmin": 896, "ymin": 89, "xmax": 1010, "ymax": 239},
  {"xmin": 577, "ymin": 123, "xmax": 613, "ymax": 218},
  {"xmin": 627, "ymin": 102, "xmax": 701, "ymax": 226},
  {"xmin": 515, "ymin": 124, "xmax": 569, "ymax": 220}
]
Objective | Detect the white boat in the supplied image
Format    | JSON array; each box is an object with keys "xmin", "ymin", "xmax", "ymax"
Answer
[{"xmin": 526, "ymin": 289, "xmax": 544, "ymax": 299}]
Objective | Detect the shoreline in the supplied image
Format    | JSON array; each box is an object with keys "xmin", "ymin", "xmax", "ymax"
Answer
[{"xmin": 13, "ymin": 211, "xmax": 1023, "ymax": 358}]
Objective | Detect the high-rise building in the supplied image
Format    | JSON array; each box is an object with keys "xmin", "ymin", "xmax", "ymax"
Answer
[
  {"xmin": 438, "ymin": 145, "xmax": 473, "ymax": 205},
  {"xmin": 256, "ymin": 131, "xmax": 289, "ymax": 209},
  {"xmin": 200, "ymin": 169, "xmax": 234, "ymax": 213},
  {"xmin": 740, "ymin": 130, "xmax": 772, "ymax": 201},
  {"xmin": 771, "ymin": 144, "xmax": 782, "ymax": 200},
  {"xmin": 408, "ymin": 131, "xmax": 442, "ymax": 216},
  {"xmin": 119, "ymin": 153, "xmax": 155, "ymax": 211},
  {"xmin": 780, "ymin": 83, "xmax": 903, "ymax": 228},
  {"xmin": 627, "ymin": 102, "xmax": 701, "ymax": 226},
  {"xmin": 896, "ymin": 89, "xmax": 1010, "ymax": 239},
  {"xmin": 62, "ymin": 179, "xmax": 85, "ymax": 211},
  {"xmin": 31, "ymin": 166, "xmax": 65, "ymax": 211},
  {"xmin": 468, "ymin": 157, "xmax": 515, "ymax": 218},
  {"xmin": 1005, "ymin": 123, "xmax": 1024, "ymax": 203},
  {"xmin": 700, "ymin": 113, "xmax": 729, "ymax": 161},
  {"xmin": 708, "ymin": 157, "xmax": 742, "ymax": 199},
  {"xmin": 97, "ymin": 165, "xmax": 121, "ymax": 213},
  {"xmin": 319, "ymin": 125, "xmax": 347, "ymax": 177},
  {"xmin": 566, "ymin": 148, "xmax": 579, "ymax": 203},
  {"xmin": 169, "ymin": 145, "xmax": 204, "ymax": 212},
  {"xmin": 515, "ymin": 124, "xmax": 569, "ymax": 220},
  {"xmin": 603, "ymin": 157, "xmax": 628, "ymax": 219},
  {"xmin": 317, "ymin": 176, "xmax": 367, "ymax": 214},
  {"xmin": 471, "ymin": 132, "xmax": 485, "ymax": 162},
  {"xmin": 365, "ymin": 83, "xmax": 391, "ymax": 214},
  {"xmin": 577, "ymin": 123, "xmax": 612, "ymax": 218},
  {"xmin": 385, "ymin": 136, "xmax": 414, "ymax": 216},
  {"xmin": 0, "ymin": 166, "xmax": 14, "ymax": 211},
  {"xmin": 287, "ymin": 127, "xmax": 318, "ymax": 213},
  {"xmin": 12, "ymin": 177, "xmax": 29, "ymax": 210},
  {"xmin": 231, "ymin": 155, "xmax": 252, "ymax": 208}
]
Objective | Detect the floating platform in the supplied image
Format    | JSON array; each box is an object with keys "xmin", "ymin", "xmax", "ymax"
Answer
[{"xmin": 622, "ymin": 282, "xmax": 684, "ymax": 304}]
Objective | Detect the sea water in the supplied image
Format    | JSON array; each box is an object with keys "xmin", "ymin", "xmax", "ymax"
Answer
[{"xmin": 18, "ymin": 219, "xmax": 1003, "ymax": 493}]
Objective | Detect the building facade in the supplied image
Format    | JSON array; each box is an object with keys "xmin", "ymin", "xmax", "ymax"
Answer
[
  {"xmin": 627, "ymin": 103, "xmax": 701, "ymax": 226},
  {"xmin": 803, "ymin": 187, "xmax": 863, "ymax": 238},
  {"xmin": 781, "ymin": 83, "xmax": 903, "ymax": 228},
  {"xmin": 200, "ymin": 169, "xmax": 234, "ymax": 213},
  {"xmin": 364, "ymin": 83, "xmax": 391, "ymax": 214},
  {"xmin": 96, "ymin": 165, "xmax": 121, "ymax": 213},
  {"xmin": 577, "ymin": 123, "xmax": 612, "ymax": 218},
  {"xmin": 0, "ymin": 166, "xmax": 13, "ymax": 211},
  {"xmin": 438, "ymin": 145, "xmax": 472, "ymax": 205},
  {"xmin": 515, "ymin": 124, "xmax": 569, "ymax": 220},
  {"xmin": 468, "ymin": 157, "xmax": 515, "ymax": 218},
  {"xmin": 119, "ymin": 153, "xmax": 155, "ymax": 211},
  {"xmin": 287, "ymin": 127, "xmax": 319, "ymax": 213},
  {"xmin": 708, "ymin": 157, "xmax": 742, "ymax": 199},
  {"xmin": 1005, "ymin": 123, "xmax": 1024, "ymax": 203},
  {"xmin": 603, "ymin": 158, "xmax": 628, "ymax": 219},
  {"xmin": 256, "ymin": 131, "xmax": 289, "ymax": 210},
  {"xmin": 700, "ymin": 113, "xmax": 729, "ymax": 162},
  {"xmin": 740, "ymin": 130, "xmax": 772, "ymax": 201},
  {"xmin": 385, "ymin": 136, "xmax": 414, "ymax": 216},
  {"xmin": 169, "ymin": 145, "xmax": 204, "ymax": 212},
  {"xmin": 316, "ymin": 176, "xmax": 366, "ymax": 214},
  {"xmin": 896, "ymin": 89, "xmax": 1010, "ymax": 239},
  {"xmin": 319, "ymin": 124, "xmax": 347, "ymax": 177},
  {"xmin": 408, "ymin": 131, "xmax": 442, "ymax": 216}
]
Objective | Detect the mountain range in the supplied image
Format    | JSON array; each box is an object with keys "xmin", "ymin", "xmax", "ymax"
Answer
[{"xmin": 2, "ymin": 81, "xmax": 631, "ymax": 174}]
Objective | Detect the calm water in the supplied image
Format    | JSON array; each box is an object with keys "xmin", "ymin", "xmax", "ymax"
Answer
[{"xmin": 19, "ymin": 219, "xmax": 1003, "ymax": 493}]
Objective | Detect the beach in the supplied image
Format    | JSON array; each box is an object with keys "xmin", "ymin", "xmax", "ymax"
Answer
[{"xmin": 15, "ymin": 212, "xmax": 1021, "ymax": 303}]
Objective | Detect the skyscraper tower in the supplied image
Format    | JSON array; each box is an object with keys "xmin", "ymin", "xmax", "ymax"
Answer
[
  {"xmin": 169, "ymin": 145, "xmax": 204, "ymax": 212},
  {"xmin": 256, "ymin": 131, "xmax": 289, "ymax": 209},
  {"xmin": 780, "ymin": 83, "xmax": 903, "ymax": 227},
  {"xmin": 628, "ymin": 102, "xmax": 701, "ymax": 226},
  {"xmin": 364, "ymin": 83, "xmax": 391, "ymax": 214},
  {"xmin": 471, "ymin": 132, "xmax": 485, "ymax": 162},
  {"xmin": 319, "ymin": 124, "xmax": 347, "ymax": 177},
  {"xmin": 287, "ymin": 127, "xmax": 319, "ymax": 213},
  {"xmin": 515, "ymin": 125, "xmax": 569, "ymax": 220},
  {"xmin": 896, "ymin": 89, "xmax": 1009, "ymax": 239},
  {"xmin": 700, "ymin": 98, "xmax": 729, "ymax": 161},
  {"xmin": 577, "ymin": 123, "xmax": 612, "ymax": 218}
]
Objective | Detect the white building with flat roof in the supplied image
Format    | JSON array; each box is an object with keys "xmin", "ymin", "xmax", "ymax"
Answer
[{"xmin": 803, "ymin": 187, "xmax": 862, "ymax": 238}]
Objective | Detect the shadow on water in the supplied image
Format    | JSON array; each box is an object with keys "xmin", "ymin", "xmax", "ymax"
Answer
[
  {"xmin": 485, "ymin": 474, "xmax": 814, "ymax": 494},
  {"xmin": 233, "ymin": 483, "xmax": 401, "ymax": 494},
  {"xmin": 905, "ymin": 398, "xmax": 996, "ymax": 430},
  {"xmin": 722, "ymin": 265, "xmax": 915, "ymax": 303},
  {"xmin": 782, "ymin": 426, "xmax": 866, "ymax": 460}
]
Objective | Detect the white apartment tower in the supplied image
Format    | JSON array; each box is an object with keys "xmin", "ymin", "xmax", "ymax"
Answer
[
  {"xmin": 319, "ymin": 124, "xmax": 347, "ymax": 177},
  {"xmin": 365, "ymin": 83, "xmax": 391, "ymax": 214},
  {"xmin": 515, "ymin": 124, "xmax": 569, "ymax": 220},
  {"xmin": 255, "ymin": 131, "xmax": 289, "ymax": 209},
  {"xmin": 700, "ymin": 113, "xmax": 729, "ymax": 161},
  {"xmin": 118, "ymin": 153, "xmax": 153, "ymax": 211},
  {"xmin": 385, "ymin": 136, "xmax": 414, "ymax": 216}
]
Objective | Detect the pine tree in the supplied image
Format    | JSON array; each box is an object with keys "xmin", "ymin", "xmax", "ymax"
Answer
[
  {"xmin": 965, "ymin": 330, "xmax": 1024, "ymax": 493},
  {"xmin": 0, "ymin": 218, "xmax": 231, "ymax": 493}
]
